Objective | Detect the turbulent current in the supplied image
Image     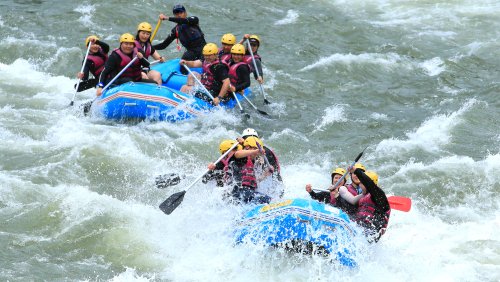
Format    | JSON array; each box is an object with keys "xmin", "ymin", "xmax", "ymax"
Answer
[{"xmin": 1, "ymin": 0, "xmax": 499, "ymax": 281}]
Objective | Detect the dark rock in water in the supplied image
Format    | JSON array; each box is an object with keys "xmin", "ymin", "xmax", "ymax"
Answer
[{"xmin": 155, "ymin": 173, "xmax": 181, "ymax": 189}]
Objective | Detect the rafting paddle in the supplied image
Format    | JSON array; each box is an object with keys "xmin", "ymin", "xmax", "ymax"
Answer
[
  {"xmin": 327, "ymin": 146, "xmax": 368, "ymax": 192},
  {"xmin": 182, "ymin": 63, "xmax": 216, "ymax": 102},
  {"xmin": 70, "ymin": 42, "xmax": 92, "ymax": 106},
  {"xmin": 239, "ymin": 92, "xmax": 271, "ymax": 116},
  {"xmin": 151, "ymin": 18, "xmax": 162, "ymax": 41},
  {"xmin": 159, "ymin": 141, "xmax": 240, "ymax": 215},
  {"xmin": 387, "ymin": 196, "xmax": 412, "ymax": 212},
  {"xmin": 245, "ymin": 39, "xmax": 270, "ymax": 104},
  {"xmin": 232, "ymin": 92, "xmax": 251, "ymax": 118}
]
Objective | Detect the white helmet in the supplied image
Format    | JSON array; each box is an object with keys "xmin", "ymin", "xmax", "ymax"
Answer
[{"xmin": 242, "ymin": 128, "xmax": 259, "ymax": 138}]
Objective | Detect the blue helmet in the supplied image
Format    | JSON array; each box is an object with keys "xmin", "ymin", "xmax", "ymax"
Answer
[{"xmin": 173, "ymin": 4, "xmax": 186, "ymax": 14}]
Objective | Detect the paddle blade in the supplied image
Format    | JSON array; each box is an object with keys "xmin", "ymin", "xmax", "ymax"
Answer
[
  {"xmin": 159, "ymin": 190, "xmax": 186, "ymax": 215},
  {"xmin": 388, "ymin": 196, "xmax": 412, "ymax": 212},
  {"xmin": 258, "ymin": 109, "xmax": 270, "ymax": 116}
]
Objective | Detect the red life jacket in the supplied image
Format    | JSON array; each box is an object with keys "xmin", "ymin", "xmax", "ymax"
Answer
[
  {"xmin": 220, "ymin": 154, "xmax": 235, "ymax": 185},
  {"xmin": 113, "ymin": 48, "xmax": 142, "ymax": 81},
  {"xmin": 243, "ymin": 53, "xmax": 261, "ymax": 72},
  {"xmin": 201, "ymin": 59, "xmax": 228, "ymax": 92},
  {"xmin": 355, "ymin": 194, "xmax": 391, "ymax": 236},
  {"xmin": 241, "ymin": 156, "xmax": 257, "ymax": 189},
  {"xmin": 220, "ymin": 53, "xmax": 231, "ymax": 64},
  {"xmin": 228, "ymin": 62, "xmax": 249, "ymax": 86},
  {"xmin": 87, "ymin": 48, "xmax": 108, "ymax": 77},
  {"xmin": 134, "ymin": 40, "xmax": 152, "ymax": 59}
]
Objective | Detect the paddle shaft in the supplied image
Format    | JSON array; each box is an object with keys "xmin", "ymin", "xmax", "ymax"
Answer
[
  {"xmin": 256, "ymin": 142, "xmax": 272, "ymax": 168},
  {"xmin": 151, "ymin": 18, "xmax": 162, "ymax": 42},
  {"xmin": 239, "ymin": 91, "xmax": 270, "ymax": 116},
  {"xmin": 182, "ymin": 141, "xmax": 240, "ymax": 193},
  {"xmin": 70, "ymin": 42, "xmax": 92, "ymax": 105},
  {"xmin": 102, "ymin": 57, "xmax": 138, "ymax": 92},
  {"xmin": 182, "ymin": 64, "xmax": 215, "ymax": 101},
  {"xmin": 328, "ymin": 147, "xmax": 367, "ymax": 192},
  {"xmin": 245, "ymin": 39, "xmax": 269, "ymax": 103}
]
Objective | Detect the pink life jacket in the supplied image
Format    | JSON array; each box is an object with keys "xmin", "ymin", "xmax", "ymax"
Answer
[
  {"xmin": 241, "ymin": 156, "xmax": 257, "ymax": 189},
  {"xmin": 201, "ymin": 59, "xmax": 228, "ymax": 92},
  {"xmin": 113, "ymin": 48, "xmax": 142, "ymax": 81},
  {"xmin": 220, "ymin": 53, "xmax": 231, "ymax": 64},
  {"xmin": 220, "ymin": 153, "xmax": 235, "ymax": 185},
  {"xmin": 243, "ymin": 53, "xmax": 261, "ymax": 72},
  {"xmin": 355, "ymin": 193, "xmax": 391, "ymax": 236},
  {"xmin": 87, "ymin": 48, "xmax": 108, "ymax": 77},
  {"xmin": 134, "ymin": 40, "xmax": 152, "ymax": 59},
  {"xmin": 228, "ymin": 62, "xmax": 249, "ymax": 86}
]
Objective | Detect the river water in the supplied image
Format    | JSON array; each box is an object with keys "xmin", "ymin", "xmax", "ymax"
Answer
[{"xmin": 1, "ymin": 0, "xmax": 499, "ymax": 281}]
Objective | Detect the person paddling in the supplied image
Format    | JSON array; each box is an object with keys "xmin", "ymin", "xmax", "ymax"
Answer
[
  {"xmin": 347, "ymin": 167, "xmax": 391, "ymax": 243},
  {"xmin": 135, "ymin": 22, "xmax": 165, "ymax": 85},
  {"xmin": 227, "ymin": 44, "xmax": 251, "ymax": 96},
  {"xmin": 203, "ymin": 139, "xmax": 242, "ymax": 187},
  {"xmin": 240, "ymin": 34, "xmax": 264, "ymax": 85},
  {"xmin": 241, "ymin": 128, "xmax": 282, "ymax": 183},
  {"xmin": 75, "ymin": 35, "xmax": 109, "ymax": 92},
  {"xmin": 230, "ymin": 136, "xmax": 272, "ymax": 204},
  {"xmin": 330, "ymin": 163, "xmax": 365, "ymax": 216},
  {"xmin": 154, "ymin": 4, "xmax": 206, "ymax": 73},
  {"xmin": 305, "ymin": 167, "xmax": 349, "ymax": 204},
  {"xmin": 179, "ymin": 43, "xmax": 231, "ymax": 105},
  {"xmin": 96, "ymin": 33, "xmax": 152, "ymax": 96}
]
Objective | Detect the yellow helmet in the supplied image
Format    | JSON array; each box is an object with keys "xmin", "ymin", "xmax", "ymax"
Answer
[
  {"xmin": 85, "ymin": 35, "xmax": 99, "ymax": 47},
  {"xmin": 365, "ymin": 170, "xmax": 379, "ymax": 186},
  {"xmin": 230, "ymin": 43, "xmax": 245, "ymax": 55},
  {"xmin": 221, "ymin": 33, "xmax": 236, "ymax": 45},
  {"xmin": 243, "ymin": 136, "xmax": 263, "ymax": 149},
  {"xmin": 331, "ymin": 167, "xmax": 347, "ymax": 176},
  {"xmin": 249, "ymin": 34, "xmax": 260, "ymax": 45},
  {"xmin": 219, "ymin": 140, "xmax": 240, "ymax": 154},
  {"xmin": 137, "ymin": 22, "xmax": 152, "ymax": 32},
  {"xmin": 202, "ymin": 43, "xmax": 218, "ymax": 56},
  {"xmin": 119, "ymin": 33, "xmax": 135, "ymax": 43},
  {"xmin": 353, "ymin": 163, "xmax": 366, "ymax": 172}
]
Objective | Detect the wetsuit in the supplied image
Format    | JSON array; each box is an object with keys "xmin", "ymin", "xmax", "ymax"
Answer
[
  {"xmin": 154, "ymin": 16, "xmax": 206, "ymax": 62},
  {"xmin": 76, "ymin": 40, "xmax": 110, "ymax": 92}
]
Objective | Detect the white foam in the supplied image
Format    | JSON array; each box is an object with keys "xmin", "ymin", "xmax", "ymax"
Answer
[
  {"xmin": 419, "ymin": 57, "xmax": 445, "ymax": 76},
  {"xmin": 0, "ymin": 59, "xmax": 72, "ymax": 92},
  {"xmin": 370, "ymin": 112, "xmax": 389, "ymax": 121},
  {"xmin": 274, "ymin": 10, "xmax": 299, "ymax": 25},
  {"xmin": 300, "ymin": 52, "xmax": 405, "ymax": 71},
  {"xmin": 74, "ymin": 4, "xmax": 96, "ymax": 27},
  {"xmin": 313, "ymin": 104, "xmax": 348, "ymax": 131},
  {"xmin": 376, "ymin": 98, "xmax": 479, "ymax": 154}
]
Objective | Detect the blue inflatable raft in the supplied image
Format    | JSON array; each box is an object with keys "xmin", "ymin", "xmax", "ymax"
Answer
[
  {"xmin": 234, "ymin": 198, "xmax": 360, "ymax": 267},
  {"xmin": 92, "ymin": 59, "xmax": 249, "ymax": 122}
]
